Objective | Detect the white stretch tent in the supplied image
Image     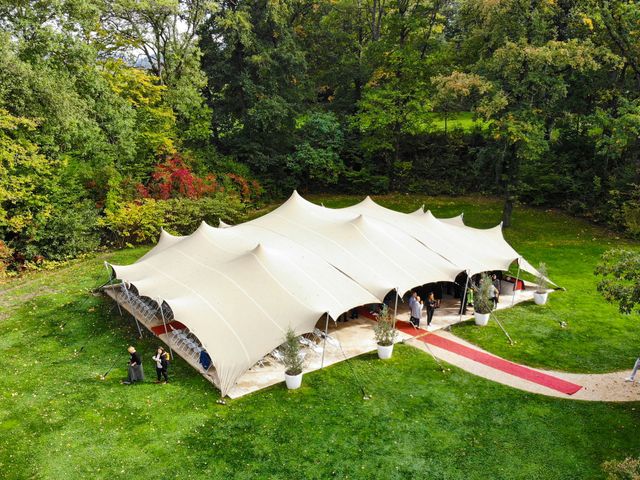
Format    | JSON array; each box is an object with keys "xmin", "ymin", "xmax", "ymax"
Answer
[{"xmin": 109, "ymin": 191, "xmax": 550, "ymax": 396}]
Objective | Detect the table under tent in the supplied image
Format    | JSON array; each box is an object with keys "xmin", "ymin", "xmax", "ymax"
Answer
[{"xmin": 102, "ymin": 191, "xmax": 554, "ymax": 398}]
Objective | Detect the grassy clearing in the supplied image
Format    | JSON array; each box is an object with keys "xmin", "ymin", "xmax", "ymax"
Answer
[
  {"xmin": 425, "ymin": 112, "xmax": 488, "ymax": 132},
  {"xmin": 1, "ymin": 196, "xmax": 639, "ymax": 479}
]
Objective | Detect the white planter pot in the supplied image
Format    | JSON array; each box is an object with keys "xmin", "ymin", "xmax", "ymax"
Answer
[
  {"xmin": 533, "ymin": 292, "xmax": 548, "ymax": 305},
  {"xmin": 377, "ymin": 344, "xmax": 394, "ymax": 359},
  {"xmin": 474, "ymin": 312, "xmax": 490, "ymax": 326},
  {"xmin": 284, "ymin": 372, "xmax": 303, "ymax": 390}
]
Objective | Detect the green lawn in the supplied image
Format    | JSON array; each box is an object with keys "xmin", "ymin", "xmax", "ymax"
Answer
[
  {"xmin": 425, "ymin": 112, "xmax": 489, "ymax": 132},
  {"xmin": 1, "ymin": 196, "xmax": 639, "ymax": 479}
]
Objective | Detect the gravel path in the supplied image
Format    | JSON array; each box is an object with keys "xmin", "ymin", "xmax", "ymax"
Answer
[{"xmin": 406, "ymin": 330, "xmax": 640, "ymax": 402}]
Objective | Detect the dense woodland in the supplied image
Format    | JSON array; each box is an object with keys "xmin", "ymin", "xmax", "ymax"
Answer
[{"xmin": 1, "ymin": 0, "xmax": 639, "ymax": 273}]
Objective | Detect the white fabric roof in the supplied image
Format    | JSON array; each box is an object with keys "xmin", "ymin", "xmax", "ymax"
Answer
[{"xmin": 109, "ymin": 191, "xmax": 550, "ymax": 396}]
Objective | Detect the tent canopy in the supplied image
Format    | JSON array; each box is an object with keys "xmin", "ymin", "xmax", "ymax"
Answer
[{"xmin": 109, "ymin": 191, "xmax": 552, "ymax": 396}]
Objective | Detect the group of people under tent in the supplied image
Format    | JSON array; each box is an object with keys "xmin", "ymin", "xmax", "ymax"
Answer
[{"xmin": 332, "ymin": 271, "xmax": 512, "ymax": 329}]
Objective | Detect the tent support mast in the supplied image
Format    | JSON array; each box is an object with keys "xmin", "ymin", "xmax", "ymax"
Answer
[
  {"xmin": 321, "ymin": 312, "xmax": 330, "ymax": 368},
  {"xmin": 511, "ymin": 259, "xmax": 522, "ymax": 306},
  {"xmin": 459, "ymin": 271, "xmax": 470, "ymax": 321},
  {"xmin": 392, "ymin": 289, "xmax": 399, "ymax": 329},
  {"xmin": 123, "ymin": 283, "xmax": 143, "ymax": 338},
  {"xmin": 104, "ymin": 261, "xmax": 123, "ymax": 317},
  {"xmin": 158, "ymin": 298, "xmax": 174, "ymax": 360}
]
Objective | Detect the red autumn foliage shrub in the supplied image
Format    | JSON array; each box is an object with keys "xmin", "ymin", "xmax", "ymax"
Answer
[
  {"xmin": 138, "ymin": 155, "xmax": 218, "ymax": 200},
  {"xmin": 137, "ymin": 154, "xmax": 262, "ymax": 203}
]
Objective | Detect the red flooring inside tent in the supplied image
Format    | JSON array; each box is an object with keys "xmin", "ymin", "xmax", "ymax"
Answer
[
  {"xmin": 151, "ymin": 321, "xmax": 187, "ymax": 335},
  {"xmin": 421, "ymin": 334, "xmax": 583, "ymax": 395}
]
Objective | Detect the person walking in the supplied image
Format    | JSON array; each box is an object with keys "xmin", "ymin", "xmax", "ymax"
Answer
[
  {"xmin": 491, "ymin": 274, "xmax": 500, "ymax": 308},
  {"xmin": 410, "ymin": 295, "xmax": 423, "ymax": 328},
  {"xmin": 625, "ymin": 357, "xmax": 640, "ymax": 383},
  {"xmin": 152, "ymin": 347, "xmax": 169, "ymax": 384},
  {"xmin": 426, "ymin": 292, "xmax": 437, "ymax": 327},
  {"xmin": 123, "ymin": 346, "xmax": 144, "ymax": 384}
]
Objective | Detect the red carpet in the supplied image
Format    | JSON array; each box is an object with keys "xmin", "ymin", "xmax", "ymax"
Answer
[
  {"xmin": 151, "ymin": 320, "xmax": 187, "ymax": 335},
  {"xmin": 422, "ymin": 334, "xmax": 582, "ymax": 395},
  {"xmin": 357, "ymin": 307, "xmax": 424, "ymax": 337}
]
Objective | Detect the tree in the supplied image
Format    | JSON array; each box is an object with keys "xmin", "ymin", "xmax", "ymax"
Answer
[{"xmin": 595, "ymin": 249, "xmax": 640, "ymax": 315}]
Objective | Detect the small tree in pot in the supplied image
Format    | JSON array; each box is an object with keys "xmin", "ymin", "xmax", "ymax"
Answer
[
  {"xmin": 374, "ymin": 305, "xmax": 397, "ymax": 359},
  {"xmin": 534, "ymin": 262, "xmax": 549, "ymax": 305},
  {"xmin": 282, "ymin": 327, "xmax": 304, "ymax": 389},
  {"xmin": 473, "ymin": 274, "xmax": 493, "ymax": 326}
]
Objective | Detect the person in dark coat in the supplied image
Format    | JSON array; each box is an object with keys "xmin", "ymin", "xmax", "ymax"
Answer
[
  {"xmin": 426, "ymin": 292, "xmax": 437, "ymax": 327},
  {"xmin": 123, "ymin": 346, "xmax": 144, "ymax": 384},
  {"xmin": 152, "ymin": 347, "xmax": 169, "ymax": 383}
]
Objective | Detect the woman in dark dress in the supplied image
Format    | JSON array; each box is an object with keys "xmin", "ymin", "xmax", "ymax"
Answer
[
  {"xmin": 426, "ymin": 292, "xmax": 437, "ymax": 327},
  {"xmin": 124, "ymin": 346, "xmax": 144, "ymax": 384}
]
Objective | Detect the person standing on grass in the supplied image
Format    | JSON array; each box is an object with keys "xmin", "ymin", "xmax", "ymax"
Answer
[
  {"xmin": 152, "ymin": 347, "xmax": 169, "ymax": 384},
  {"xmin": 123, "ymin": 346, "xmax": 144, "ymax": 384},
  {"xmin": 625, "ymin": 357, "xmax": 640, "ymax": 383},
  {"xmin": 426, "ymin": 292, "xmax": 437, "ymax": 327},
  {"xmin": 410, "ymin": 295, "xmax": 423, "ymax": 328}
]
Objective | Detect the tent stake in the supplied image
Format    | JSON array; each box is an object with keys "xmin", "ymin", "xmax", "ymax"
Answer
[
  {"xmin": 511, "ymin": 259, "xmax": 522, "ymax": 306},
  {"xmin": 321, "ymin": 312, "xmax": 329, "ymax": 368},
  {"xmin": 158, "ymin": 298, "xmax": 174, "ymax": 361},
  {"xmin": 459, "ymin": 271, "xmax": 470, "ymax": 321}
]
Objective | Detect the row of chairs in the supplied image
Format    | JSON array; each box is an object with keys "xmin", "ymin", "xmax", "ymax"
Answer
[
  {"xmin": 169, "ymin": 327, "xmax": 207, "ymax": 367},
  {"xmin": 256, "ymin": 330, "xmax": 341, "ymax": 369},
  {"xmin": 118, "ymin": 284, "xmax": 160, "ymax": 325}
]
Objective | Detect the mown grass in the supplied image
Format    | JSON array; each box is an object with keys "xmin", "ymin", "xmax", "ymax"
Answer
[
  {"xmin": 1, "ymin": 196, "xmax": 639, "ymax": 479},
  {"xmin": 425, "ymin": 111, "xmax": 489, "ymax": 132}
]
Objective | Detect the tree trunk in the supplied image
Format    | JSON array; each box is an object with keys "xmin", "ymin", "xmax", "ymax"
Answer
[{"xmin": 502, "ymin": 194, "xmax": 514, "ymax": 228}]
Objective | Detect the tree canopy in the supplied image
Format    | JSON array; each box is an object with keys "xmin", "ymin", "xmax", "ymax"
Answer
[{"xmin": 1, "ymin": 0, "xmax": 639, "ymax": 270}]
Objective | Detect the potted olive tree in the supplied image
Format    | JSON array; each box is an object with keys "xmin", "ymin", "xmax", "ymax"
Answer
[
  {"xmin": 473, "ymin": 274, "xmax": 493, "ymax": 326},
  {"xmin": 374, "ymin": 305, "xmax": 397, "ymax": 359},
  {"xmin": 281, "ymin": 327, "xmax": 304, "ymax": 389},
  {"xmin": 533, "ymin": 262, "xmax": 549, "ymax": 305}
]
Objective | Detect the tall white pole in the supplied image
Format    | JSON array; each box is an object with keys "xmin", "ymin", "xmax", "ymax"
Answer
[
  {"xmin": 459, "ymin": 271, "xmax": 470, "ymax": 321},
  {"xmin": 392, "ymin": 289, "xmax": 399, "ymax": 329},
  {"xmin": 512, "ymin": 259, "xmax": 522, "ymax": 306},
  {"xmin": 158, "ymin": 298, "xmax": 173, "ymax": 360},
  {"xmin": 321, "ymin": 312, "xmax": 330, "ymax": 368}
]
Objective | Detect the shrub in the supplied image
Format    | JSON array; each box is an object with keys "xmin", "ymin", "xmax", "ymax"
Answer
[
  {"xmin": 281, "ymin": 327, "xmax": 303, "ymax": 376},
  {"xmin": 602, "ymin": 456, "xmax": 640, "ymax": 480},
  {"xmin": 101, "ymin": 198, "xmax": 166, "ymax": 246},
  {"xmin": 373, "ymin": 305, "xmax": 397, "ymax": 346},
  {"xmin": 163, "ymin": 195, "xmax": 245, "ymax": 235},
  {"xmin": 101, "ymin": 194, "xmax": 246, "ymax": 247},
  {"xmin": 474, "ymin": 274, "xmax": 494, "ymax": 314},
  {"xmin": 0, "ymin": 240, "xmax": 12, "ymax": 278},
  {"xmin": 29, "ymin": 201, "xmax": 100, "ymax": 261},
  {"xmin": 536, "ymin": 262, "xmax": 548, "ymax": 293}
]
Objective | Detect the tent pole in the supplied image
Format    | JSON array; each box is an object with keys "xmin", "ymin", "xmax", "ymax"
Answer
[
  {"xmin": 105, "ymin": 261, "xmax": 124, "ymax": 317},
  {"xmin": 459, "ymin": 271, "xmax": 470, "ymax": 321},
  {"xmin": 158, "ymin": 298, "xmax": 173, "ymax": 360},
  {"xmin": 124, "ymin": 284, "xmax": 143, "ymax": 338},
  {"xmin": 511, "ymin": 259, "xmax": 522, "ymax": 306},
  {"xmin": 321, "ymin": 312, "xmax": 330, "ymax": 368},
  {"xmin": 392, "ymin": 290, "xmax": 399, "ymax": 329}
]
